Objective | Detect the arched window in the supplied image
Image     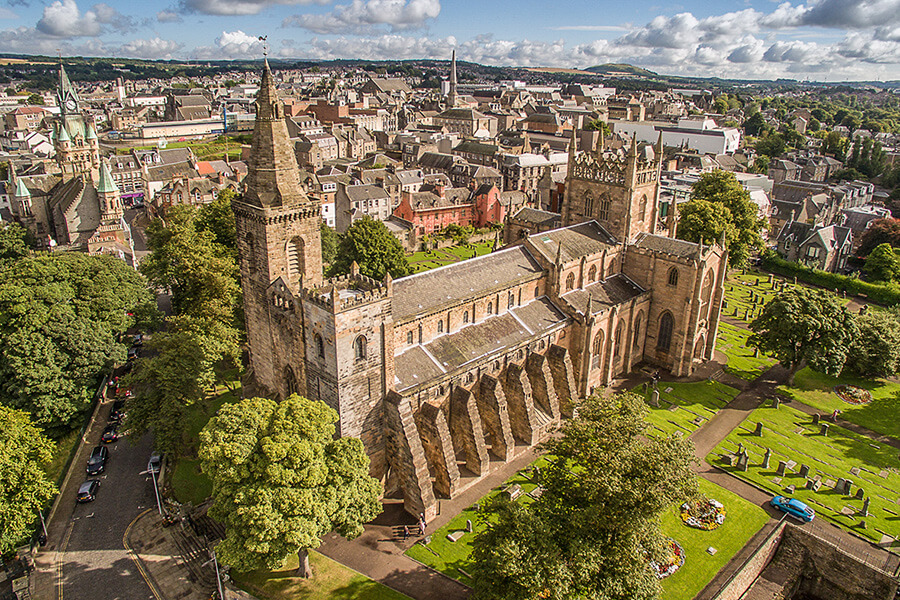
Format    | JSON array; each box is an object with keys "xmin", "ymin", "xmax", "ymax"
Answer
[
  {"xmin": 657, "ymin": 313, "xmax": 674, "ymax": 352},
  {"xmin": 438, "ymin": 320, "xmax": 444, "ymax": 333},
  {"xmin": 463, "ymin": 311, "xmax": 469, "ymax": 323},
  {"xmin": 534, "ymin": 285, "xmax": 539, "ymax": 298},
  {"xmin": 613, "ymin": 321, "xmax": 624, "ymax": 358},
  {"xmin": 584, "ymin": 192, "xmax": 594, "ymax": 215},
  {"xmin": 315, "ymin": 333, "xmax": 325, "ymax": 358},
  {"xmin": 354, "ymin": 335, "xmax": 367, "ymax": 361},
  {"xmin": 591, "ymin": 332, "xmax": 604, "ymax": 370},
  {"xmin": 487, "ymin": 302, "xmax": 493, "ymax": 315},
  {"xmin": 287, "ymin": 237, "xmax": 305, "ymax": 282},
  {"xmin": 638, "ymin": 194, "xmax": 647, "ymax": 220},
  {"xmin": 667, "ymin": 267, "xmax": 678, "ymax": 287},
  {"xmin": 607, "ymin": 260, "xmax": 616, "ymax": 279},
  {"xmin": 566, "ymin": 272, "xmax": 575, "ymax": 291},
  {"xmin": 633, "ymin": 313, "xmax": 643, "ymax": 351},
  {"xmin": 508, "ymin": 292, "xmax": 515, "ymax": 308},
  {"xmin": 407, "ymin": 331, "xmax": 413, "ymax": 344},
  {"xmin": 598, "ymin": 196, "xmax": 611, "ymax": 221},
  {"xmin": 588, "ymin": 264, "xmax": 597, "ymax": 282}
]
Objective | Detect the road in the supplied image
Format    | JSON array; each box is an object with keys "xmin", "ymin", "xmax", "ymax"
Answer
[{"xmin": 57, "ymin": 424, "xmax": 159, "ymax": 600}]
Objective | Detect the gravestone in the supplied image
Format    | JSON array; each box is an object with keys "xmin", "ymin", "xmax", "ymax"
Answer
[
  {"xmin": 722, "ymin": 454, "xmax": 735, "ymax": 467},
  {"xmin": 744, "ymin": 310, "xmax": 750, "ymax": 320},
  {"xmin": 844, "ymin": 479, "xmax": 854, "ymax": 495},
  {"xmin": 860, "ymin": 520, "xmax": 867, "ymax": 529},
  {"xmin": 502, "ymin": 484, "xmax": 522, "ymax": 501},
  {"xmin": 772, "ymin": 397, "xmax": 780, "ymax": 409},
  {"xmin": 754, "ymin": 422, "xmax": 764, "ymax": 436},
  {"xmin": 762, "ymin": 447, "xmax": 772, "ymax": 469},
  {"xmin": 722, "ymin": 300, "xmax": 727, "ymax": 309},
  {"xmin": 799, "ymin": 464, "xmax": 810, "ymax": 478},
  {"xmin": 862, "ymin": 497, "xmax": 870, "ymax": 517},
  {"xmin": 806, "ymin": 478, "xmax": 815, "ymax": 490},
  {"xmin": 738, "ymin": 451, "xmax": 749, "ymax": 472},
  {"xmin": 466, "ymin": 519, "xmax": 473, "ymax": 532},
  {"xmin": 855, "ymin": 487, "xmax": 865, "ymax": 500},
  {"xmin": 836, "ymin": 478, "xmax": 846, "ymax": 493},
  {"xmin": 447, "ymin": 531, "xmax": 464, "ymax": 542},
  {"xmin": 738, "ymin": 443, "xmax": 744, "ymax": 455},
  {"xmin": 776, "ymin": 461, "xmax": 787, "ymax": 476},
  {"xmin": 754, "ymin": 348, "xmax": 760, "ymax": 358},
  {"xmin": 755, "ymin": 278, "xmax": 759, "ymax": 286},
  {"xmin": 812, "ymin": 413, "xmax": 820, "ymax": 425},
  {"xmin": 812, "ymin": 480, "xmax": 821, "ymax": 492},
  {"xmin": 650, "ymin": 389, "xmax": 660, "ymax": 407},
  {"xmin": 769, "ymin": 274, "xmax": 774, "ymax": 284},
  {"xmin": 821, "ymin": 423, "xmax": 830, "ymax": 437}
]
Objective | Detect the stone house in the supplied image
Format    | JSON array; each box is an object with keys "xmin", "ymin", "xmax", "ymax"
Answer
[{"xmin": 776, "ymin": 221, "xmax": 853, "ymax": 273}]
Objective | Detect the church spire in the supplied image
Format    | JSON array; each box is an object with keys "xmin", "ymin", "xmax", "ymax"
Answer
[
  {"xmin": 241, "ymin": 60, "xmax": 309, "ymax": 209},
  {"xmin": 57, "ymin": 63, "xmax": 80, "ymax": 115},
  {"xmin": 448, "ymin": 49, "xmax": 458, "ymax": 108}
]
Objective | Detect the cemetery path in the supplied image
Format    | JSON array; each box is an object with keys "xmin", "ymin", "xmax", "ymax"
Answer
[{"xmin": 777, "ymin": 397, "xmax": 900, "ymax": 451}]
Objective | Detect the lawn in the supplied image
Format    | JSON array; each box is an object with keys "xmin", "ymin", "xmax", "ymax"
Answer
[
  {"xmin": 44, "ymin": 429, "xmax": 82, "ymax": 486},
  {"xmin": 169, "ymin": 369, "xmax": 242, "ymax": 506},
  {"xmin": 407, "ymin": 241, "xmax": 494, "ymax": 273},
  {"xmin": 715, "ymin": 322, "xmax": 776, "ymax": 381},
  {"xmin": 659, "ymin": 478, "xmax": 770, "ymax": 600},
  {"xmin": 117, "ymin": 134, "xmax": 246, "ymax": 161},
  {"xmin": 634, "ymin": 380, "xmax": 740, "ymax": 438},
  {"xmin": 778, "ymin": 367, "xmax": 900, "ymax": 441},
  {"xmin": 235, "ymin": 550, "xmax": 411, "ymax": 600},
  {"xmin": 708, "ymin": 402, "xmax": 900, "ymax": 544},
  {"xmin": 406, "ymin": 457, "xmax": 765, "ymax": 600},
  {"xmin": 722, "ymin": 269, "xmax": 784, "ymax": 325}
]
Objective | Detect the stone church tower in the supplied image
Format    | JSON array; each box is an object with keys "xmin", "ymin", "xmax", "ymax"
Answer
[
  {"xmin": 53, "ymin": 65, "xmax": 100, "ymax": 180},
  {"xmin": 232, "ymin": 60, "xmax": 323, "ymax": 397}
]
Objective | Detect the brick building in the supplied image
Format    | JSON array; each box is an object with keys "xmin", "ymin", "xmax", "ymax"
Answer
[{"xmin": 235, "ymin": 64, "xmax": 726, "ymax": 521}]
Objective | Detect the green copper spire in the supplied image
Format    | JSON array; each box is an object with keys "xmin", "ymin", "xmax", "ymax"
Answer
[
  {"xmin": 85, "ymin": 123, "xmax": 97, "ymax": 140},
  {"xmin": 14, "ymin": 178, "xmax": 30, "ymax": 198},
  {"xmin": 57, "ymin": 63, "xmax": 80, "ymax": 115},
  {"xmin": 97, "ymin": 160, "xmax": 118, "ymax": 194},
  {"xmin": 57, "ymin": 123, "xmax": 70, "ymax": 142}
]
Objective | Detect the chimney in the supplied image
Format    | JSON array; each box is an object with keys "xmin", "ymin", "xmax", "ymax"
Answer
[{"xmin": 435, "ymin": 181, "xmax": 445, "ymax": 199}]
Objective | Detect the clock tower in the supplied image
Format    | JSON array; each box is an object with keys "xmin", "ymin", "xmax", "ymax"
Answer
[{"xmin": 53, "ymin": 64, "xmax": 100, "ymax": 180}]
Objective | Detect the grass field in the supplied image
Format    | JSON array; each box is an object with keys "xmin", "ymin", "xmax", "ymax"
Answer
[
  {"xmin": 709, "ymin": 403, "xmax": 900, "ymax": 544},
  {"xmin": 116, "ymin": 135, "xmax": 246, "ymax": 161},
  {"xmin": 635, "ymin": 380, "xmax": 740, "ymax": 438},
  {"xmin": 235, "ymin": 551, "xmax": 411, "ymax": 600},
  {"xmin": 44, "ymin": 429, "xmax": 82, "ymax": 486},
  {"xmin": 715, "ymin": 322, "xmax": 776, "ymax": 381},
  {"xmin": 407, "ymin": 241, "xmax": 494, "ymax": 273},
  {"xmin": 778, "ymin": 368, "xmax": 900, "ymax": 441}
]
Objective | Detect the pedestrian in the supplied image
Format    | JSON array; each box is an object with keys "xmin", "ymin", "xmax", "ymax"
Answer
[
  {"xmin": 403, "ymin": 525, "xmax": 410, "ymax": 539},
  {"xmin": 831, "ymin": 409, "xmax": 840, "ymax": 422},
  {"xmin": 418, "ymin": 520, "xmax": 426, "ymax": 536}
]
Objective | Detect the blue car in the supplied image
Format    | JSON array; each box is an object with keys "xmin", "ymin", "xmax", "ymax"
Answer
[{"xmin": 771, "ymin": 496, "xmax": 815, "ymax": 522}]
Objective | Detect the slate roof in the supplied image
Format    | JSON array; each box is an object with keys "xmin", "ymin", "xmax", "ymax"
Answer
[
  {"xmin": 770, "ymin": 199, "xmax": 804, "ymax": 221},
  {"xmin": 408, "ymin": 188, "xmax": 472, "ymax": 209},
  {"xmin": 418, "ymin": 152, "xmax": 458, "ymax": 171},
  {"xmin": 436, "ymin": 108, "xmax": 490, "ymax": 120},
  {"xmin": 453, "ymin": 140, "xmax": 499, "ymax": 155},
  {"xmin": 393, "ymin": 296, "xmax": 567, "ymax": 391},
  {"xmin": 344, "ymin": 184, "xmax": 389, "ymax": 202},
  {"xmin": 527, "ymin": 221, "xmax": 618, "ymax": 264},
  {"xmin": 777, "ymin": 221, "xmax": 814, "ymax": 243},
  {"xmin": 633, "ymin": 232, "xmax": 701, "ymax": 258},
  {"xmin": 563, "ymin": 274, "xmax": 646, "ymax": 314},
  {"xmin": 392, "ymin": 245, "xmax": 544, "ymax": 321},
  {"xmin": 513, "ymin": 207, "xmax": 561, "ymax": 226}
]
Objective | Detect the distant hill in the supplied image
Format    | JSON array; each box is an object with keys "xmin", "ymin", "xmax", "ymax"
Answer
[{"xmin": 585, "ymin": 63, "xmax": 657, "ymax": 77}]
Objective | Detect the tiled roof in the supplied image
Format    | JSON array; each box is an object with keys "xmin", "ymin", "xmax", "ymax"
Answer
[
  {"xmin": 512, "ymin": 207, "xmax": 561, "ymax": 226},
  {"xmin": 563, "ymin": 274, "xmax": 646, "ymax": 314},
  {"xmin": 633, "ymin": 232, "xmax": 700, "ymax": 258}
]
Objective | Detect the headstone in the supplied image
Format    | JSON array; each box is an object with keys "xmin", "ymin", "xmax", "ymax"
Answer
[
  {"xmin": 738, "ymin": 451, "xmax": 749, "ymax": 472},
  {"xmin": 754, "ymin": 347, "xmax": 760, "ymax": 358},
  {"xmin": 769, "ymin": 274, "xmax": 774, "ymax": 284},
  {"xmin": 707, "ymin": 546, "xmax": 717, "ymax": 556},
  {"xmin": 650, "ymin": 389, "xmax": 660, "ymax": 407},
  {"xmin": 862, "ymin": 497, "xmax": 870, "ymax": 517},
  {"xmin": 799, "ymin": 464, "xmax": 810, "ymax": 478},
  {"xmin": 447, "ymin": 531, "xmax": 464, "ymax": 542},
  {"xmin": 738, "ymin": 443, "xmax": 744, "ymax": 454},
  {"xmin": 474, "ymin": 502, "xmax": 480, "ymax": 512},
  {"xmin": 806, "ymin": 478, "xmax": 816, "ymax": 490},
  {"xmin": 466, "ymin": 519, "xmax": 473, "ymax": 532},
  {"xmin": 722, "ymin": 300, "xmax": 727, "ymax": 309},
  {"xmin": 812, "ymin": 413, "xmax": 820, "ymax": 425},
  {"xmin": 772, "ymin": 396, "xmax": 780, "ymax": 409},
  {"xmin": 785, "ymin": 484, "xmax": 796, "ymax": 494},
  {"xmin": 762, "ymin": 447, "xmax": 772, "ymax": 469},
  {"xmin": 776, "ymin": 461, "xmax": 787, "ymax": 476},
  {"xmin": 812, "ymin": 480, "xmax": 821, "ymax": 492},
  {"xmin": 744, "ymin": 310, "xmax": 750, "ymax": 320},
  {"xmin": 855, "ymin": 487, "xmax": 865, "ymax": 500},
  {"xmin": 845, "ymin": 479, "xmax": 854, "ymax": 495},
  {"xmin": 533, "ymin": 466, "xmax": 540, "ymax": 483},
  {"xmin": 754, "ymin": 422, "xmax": 764, "ymax": 436},
  {"xmin": 794, "ymin": 276, "xmax": 798, "ymax": 285},
  {"xmin": 860, "ymin": 520, "xmax": 867, "ymax": 529},
  {"xmin": 836, "ymin": 478, "xmax": 846, "ymax": 493},
  {"xmin": 821, "ymin": 423, "xmax": 830, "ymax": 437},
  {"xmin": 722, "ymin": 454, "xmax": 735, "ymax": 467}
]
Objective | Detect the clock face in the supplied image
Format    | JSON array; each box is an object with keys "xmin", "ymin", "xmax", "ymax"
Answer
[{"xmin": 65, "ymin": 98, "xmax": 77, "ymax": 112}]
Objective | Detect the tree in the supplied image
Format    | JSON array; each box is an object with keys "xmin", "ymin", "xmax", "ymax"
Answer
[
  {"xmin": 713, "ymin": 96, "xmax": 729, "ymax": 114},
  {"xmin": 830, "ymin": 167, "xmax": 865, "ymax": 182},
  {"xmin": 863, "ymin": 243, "xmax": 900, "ymax": 283},
  {"xmin": 327, "ymin": 217, "xmax": 410, "ymax": 280},
  {"xmin": 0, "ymin": 223, "xmax": 31, "ymax": 266},
  {"xmin": 195, "ymin": 189, "xmax": 237, "ymax": 254},
  {"xmin": 822, "ymin": 131, "xmax": 848, "ymax": 160},
  {"xmin": 755, "ymin": 133, "xmax": 785, "ymax": 158},
  {"xmin": 320, "ymin": 222, "xmax": 339, "ymax": 266},
  {"xmin": 0, "ymin": 253, "xmax": 154, "ymax": 430},
  {"xmin": 0, "ymin": 406, "xmax": 56, "ymax": 554},
  {"xmin": 26, "ymin": 93, "xmax": 43, "ymax": 105},
  {"xmin": 676, "ymin": 171, "xmax": 764, "ymax": 267},
  {"xmin": 749, "ymin": 287, "xmax": 857, "ymax": 384},
  {"xmin": 584, "ymin": 119, "xmax": 611, "ymax": 136},
  {"xmin": 845, "ymin": 309, "xmax": 900, "ymax": 378},
  {"xmin": 857, "ymin": 218, "xmax": 900, "ymax": 257},
  {"xmin": 199, "ymin": 395, "xmax": 382, "ymax": 578},
  {"xmin": 470, "ymin": 392, "xmax": 696, "ymax": 600},
  {"xmin": 751, "ymin": 155, "xmax": 770, "ymax": 174}
]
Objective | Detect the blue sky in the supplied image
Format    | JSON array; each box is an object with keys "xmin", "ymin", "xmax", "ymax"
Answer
[{"xmin": 2, "ymin": 0, "xmax": 900, "ymax": 80}]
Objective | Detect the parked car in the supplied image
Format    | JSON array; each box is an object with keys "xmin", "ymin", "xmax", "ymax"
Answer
[
  {"xmin": 76, "ymin": 479, "xmax": 100, "ymax": 503},
  {"xmin": 147, "ymin": 451, "xmax": 162, "ymax": 474},
  {"xmin": 771, "ymin": 496, "xmax": 815, "ymax": 522},
  {"xmin": 86, "ymin": 446, "xmax": 109, "ymax": 475},
  {"xmin": 101, "ymin": 425, "xmax": 119, "ymax": 443}
]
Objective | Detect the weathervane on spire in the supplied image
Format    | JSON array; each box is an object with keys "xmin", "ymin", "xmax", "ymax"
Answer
[{"xmin": 258, "ymin": 35, "xmax": 268, "ymax": 58}]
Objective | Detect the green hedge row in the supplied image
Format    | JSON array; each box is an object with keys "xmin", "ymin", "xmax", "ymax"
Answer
[{"xmin": 760, "ymin": 250, "xmax": 900, "ymax": 306}]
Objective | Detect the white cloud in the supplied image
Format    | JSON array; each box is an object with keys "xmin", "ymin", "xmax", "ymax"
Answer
[
  {"xmin": 284, "ymin": 0, "xmax": 440, "ymax": 34},
  {"xmin": 192, "ymin": 30, "xmax": 267, "ymax": 58},
  {"xmin": 156, "ymin": 9, "xmax": 182, "ymax": 22},
  {"xmin": 121, "ymin": 37, "xmax": 183, "ymax": 59},
  {"xmin": 36, "ymin": 0, "xmax": 101, "ymax": 37},
  {"xmin": 0, "ymin": 8, "xmax": 18, "ymax": 19},
  {"xmin": 180, "ymin": 0, "xmax": 330, "ymax": 17}
]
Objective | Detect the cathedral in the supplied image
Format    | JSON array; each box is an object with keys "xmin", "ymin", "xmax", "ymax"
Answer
[
  {"xmin": 235, "ymin": 63, "xmax": 727, "ymax": 519},
  {"xmin": 7, "ymin": 65, "xmax": 127, "ymax": 258}
]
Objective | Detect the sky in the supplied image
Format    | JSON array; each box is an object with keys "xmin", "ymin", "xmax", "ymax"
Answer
[{"xmin": 2, "ymin": 0, "xmax": 900, "ymax": 81}]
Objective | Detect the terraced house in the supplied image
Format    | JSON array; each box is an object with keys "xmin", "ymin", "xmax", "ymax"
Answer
[{"xmin": 235, "ymin": 64, "xmax": 727, "ymax": 521}]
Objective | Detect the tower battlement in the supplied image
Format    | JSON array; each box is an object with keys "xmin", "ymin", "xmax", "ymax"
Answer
[{"xmin": 302, "ymin": 272, "xmax": 390, "ymax": 313}]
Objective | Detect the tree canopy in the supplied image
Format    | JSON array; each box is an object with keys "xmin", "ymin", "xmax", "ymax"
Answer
[
  {"xmin": 0, "ymin": 252, "xmax": 153, "ymax": 430},
  {"xmin": 749, "ymin": 287, "xmax": 857, "ymax": 384},
  {"xmin": 470, "ymin": 392, "xmax": 696, "ymax": 600},
  {"xmin": 857, "ymin": 218, "xmax": 900, "ymax": 257},
  {"xmin": 199, "ymin": 395, "xmax": 382, "ymax": 577},
  {"xmin": 195, "ymin": 189, "xmax": 237, "ymax": 256},
  {"xmin": 0, "ymin": 406, "xmax": 56, "ymax": 554},
  {"xmin": 320, "ymin": 222, "xmax": 339, "ymax": 266},
  {"xmin": 845, "ymin": 309, "xmax": 900, "ymax": 378},
  {"xmin": 864, "ymin": 243, "xmax": 900, "ymax": 283},
  {"xmin": 676, "ymin": 170, "xmax": 764, "ymax": 267},
  {"xmin": 327, "ymin": 217, "xmax": 410, "ymax": 280}
]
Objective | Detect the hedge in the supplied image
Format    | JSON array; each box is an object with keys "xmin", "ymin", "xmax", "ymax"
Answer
[{"xmin": 760, "ymin": 250, "xmax": 900, "ymax": 306}]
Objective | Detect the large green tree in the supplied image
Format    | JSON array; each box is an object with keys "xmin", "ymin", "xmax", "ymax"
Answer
[
  {"xmin": 857, "ymin": 218, "xmax": 900, "ymax": 257},
  {"xmin": 0, "ymin": 253, "xmax": 153, "ymax": 429},
  {"xmin": 199, "ymin": 395, "xmax": 382, "ymax": 578},
  {"xmin": 0, "ymin": 406, "xmax": 56, "ymax": 554},
  {"xmin": 864, "ymin": 243, "xmax": 900, "ymax": 283},
  {"xmin": 749, "ymin": 287, "xmax": 857, "ymax": 384},
  {"xmin": 470, "ymin": 392, "xmax": 697, "ymax": 600},
  {"xmin": 327, "ymin": 217, "xmax": 410, "ymax": 280},
  {"xmin": 845, "ymin": 309, "xmax": 900, "ymax": 378},
  {"xmin": 196, "ymin": 189, "xmax": 237, "ymax": 255},
  {"xmin": 320, "ymin": 221, "xmax": 339, "ymax": 266},
  {"xmin": 0, "ymin": 223, "xmax": 31, "ymax": 265},
  {"xmin": 676, "ymin": 171, "xmax": 764, "ymax": 267}
]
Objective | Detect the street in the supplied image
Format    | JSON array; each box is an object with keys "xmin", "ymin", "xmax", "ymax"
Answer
[{"xmin": 56, "ymin": 425, "xmax": 159, "ymax": 600}]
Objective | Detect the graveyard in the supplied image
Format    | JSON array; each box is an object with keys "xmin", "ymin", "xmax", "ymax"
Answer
[
  {"xmin": 709, "ymin": 401, "xmax": 900, "ymax": 546},
  {"xmin": 407, "ymin": 241, "xmax": 495, "ymax": 273},
  {"xmin": 637, "ymin": 380, "xmax": 740, "ymax": 438},
  {"xmin": 715, "ymin": 321, "xmax": 776, "ymax": 381}
]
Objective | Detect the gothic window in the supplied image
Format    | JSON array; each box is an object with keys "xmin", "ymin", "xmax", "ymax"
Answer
[
  {"xmin": 438, "ymin": 320, "xmax": 444, "ymax": 333},
  {"xmin": 657, "ymin": 312, "xmax": 674, "ymax": 352},
  {"xmin": 534, "ymin": 285, "xmax": 540, "ymax": 298},
  {"xmin": 598, "ymin": 196, "xmax": 611, "ymax": 221},
  {"xmin": 566, "ymin": 272, "xmax": 575, "ymax": 291},
  {"xmin": 463, "ymin": 311, "xmax": 469, "ymax": 323},
  {"xmin": 638, "ymin": 195, "xmax": 647, "ymax": 220},
  {"xmin": 591, "ymin": 332, "xmax": 604, "ymax": 370},
  {"xmin": 407, "ymin": 331, "xmax": 413, "ymax": 344},
  {"xmin": 488, "ymin": 302, "xmax": 493, "ymax": 315},
  {"xmin": 588, "ymin": 264, "xmax": 597, "ymax": 282},
  {"xmin": 633, "ymin": 313, "xmax": 643, "ymax": 351},
  {"xmin": 613, "ymin": 321, "xmax": 623, "ymax": 358},
  {"xmin": 667, "ymin": 267, "xmax": 678, "ymax": 287},
  {"xmin": 354, "ymin": 335, "xmax": 367, "ymax": 361},
  {"xmin": 315, "ymin": 333, "xmax": 325, "ymax": 358},
  {"xmin": 287, "ymin": 237, "xmax": 305, "ymax": 282},
  {"xmin": 584, "ymin": 192, "xmax": 594, "ymax": 215},
  {"xmin": 508, "ymin": 292, "xmax": 515, "ymax": 309}
]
